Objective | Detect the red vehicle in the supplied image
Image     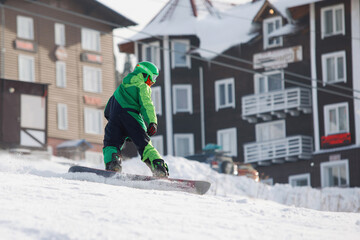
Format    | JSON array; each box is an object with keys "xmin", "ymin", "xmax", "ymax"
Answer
[{"xmin": 234, "ymin": 163, "xmax": 259, "ymax": 182}]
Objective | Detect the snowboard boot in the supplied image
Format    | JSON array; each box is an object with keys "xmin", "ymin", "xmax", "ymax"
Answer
[
  {"xmin": 105, "ymin": 152, "xmax": 122, "ymax": 173},
  {"xmin": 144, "ymin": 159, "xmax": 169, "ymax": 177}
]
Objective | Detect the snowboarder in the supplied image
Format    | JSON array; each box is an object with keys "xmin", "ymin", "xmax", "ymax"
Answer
[{"xmin": 102, "ymin": 61, "xmax": 169, "ymax": 177}]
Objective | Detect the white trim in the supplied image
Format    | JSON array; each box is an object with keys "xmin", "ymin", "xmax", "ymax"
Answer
[
  {"xmin": 321, "ymin": 51, "xmax": 347, "ymax": 85},
  {"xmin": 254, "ymin": 70, "xmax": 284, "ymax": 94},
  {"xmin": 174, "ymin": 133, "xmax": 194, "ymax": 157},
  {"xmin": 320, "ymin": 159, "xmax": 349, "ymax": 187},
  {"xmin": 172, "ymin": 84, "xmax": 193, "ymax": 114},
  {"xmin": 17, "ymin": 15, "xmax": 34, "ymax": 40},
  {"xmin": 163, "ymin": 35, "xmax": 173, "ymax": 155},
  {"xmin": 151, "ymin": 135, "xmax": 164, "ymax": 156},
  {"xmin": 83, "ymin": 66, "xmax": 102, "ymax": 93},
  {"xmin": 351, "ymin": 0, "xmax": 360, "ymax": 145},
  {"xmin": 56, "ymin": 61, "xmax": 66, "ymax": 88},
  {"xmin": 215, "ymin": 78, "xmax": 235, "ymax": 111},
  {"xmin": 255, "ymin": 120, "xmax": 286, "ymax": 142},
  {"xmin": 311, "ymin": 3, "xmax": 320, "ymax": 151},
  {"xmin": 151, "ymin": 86, "xmax": 162, "ymax": 116},
  {"xmin": 142, "ymin": 41, "xmax": 161, "ymax": 69},
  {"xmin": 55, "ymin": 23, "xmax": 65, "ymax": 46},
  {"xmin": 289, "ymin": 173, "xmax": 311, "ymax": 187},
  {"xmin": 217, "ymin": 127, "xmax": 237, "ymax": 157},
  {"xmin": 324, "ymin": 102, "xmax": 349, "ymax": 136},
  {"xmin": 263, "ymin": 16, "xmax": 283, "ymax": 49},
  {"xmin": 171, "ymin": 39, "xmax": 191, "ymax": 68},
  {"xmin": 57, "ymin": 103, "xmax": 68, "ymax": 130},
  {"xmin": 81, "ymin": 28, "xmax": 101, "ymax": 52},
  {"xmin": 18, "ymin": 54, "xmax": 35, "ymax": 82},
  {"xmin": 321, "ymin": 4, "xmax": 345, "ymax": 39}
]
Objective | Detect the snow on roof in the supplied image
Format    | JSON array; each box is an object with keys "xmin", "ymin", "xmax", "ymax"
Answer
[
  {"xmin": 57, "ymin": 139, "xmax": 93, "ymax": 150},
  {"xmin": 121, "ymin": 0, "xmax": 323, "ymax": 59}
]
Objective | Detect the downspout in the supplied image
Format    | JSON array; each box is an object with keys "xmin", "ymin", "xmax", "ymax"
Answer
[
  {"xmin": 0, "ymin": 3, "xmax": 5, "ymax": 78},
  {"xmin": 163, "ymin": 35, "xmax": 173, "ymax": 155},
  {"xmin": 310, "ymin": 3, "xmax": 320, "ymax": 152},
  {"xmin": 199, "ymin": 66, "xmax": 205, "ymax": 148},
  {"xmin": 351, "ymin": 0, "xmax": 360, "ymax": 145}
]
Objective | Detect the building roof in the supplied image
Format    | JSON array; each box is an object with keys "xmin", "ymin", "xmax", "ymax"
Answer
[
  {"xmin": 120, "ymin": 0, "xmax": 323, "ymax": 59},
  {"xmin": 81, "ymin": 0, "xmax": 137, "ymax": 28}
]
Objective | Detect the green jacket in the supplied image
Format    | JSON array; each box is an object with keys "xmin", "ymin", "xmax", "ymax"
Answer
[{"xmin": 113, "ymin": 71, "xmax": 157, "ymax": 130}]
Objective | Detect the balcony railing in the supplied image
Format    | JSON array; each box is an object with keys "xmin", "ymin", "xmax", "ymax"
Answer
[
  {"xmin": 244, "ymin": 135, "xmax": 313, "ymax": 165},
  {"xmin": 242, "ymin": 88, "xmax": 311, "ymax": 122}
]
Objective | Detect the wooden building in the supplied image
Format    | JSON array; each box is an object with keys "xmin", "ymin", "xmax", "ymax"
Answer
[{"xmin": 0, "ymin": 0, "xmax": 135, "ymax": 160}]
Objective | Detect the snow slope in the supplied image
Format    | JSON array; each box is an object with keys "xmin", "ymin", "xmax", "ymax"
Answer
[{"xmin": 0, "ymin": 153, "xmax": 360, "ymax": 240}]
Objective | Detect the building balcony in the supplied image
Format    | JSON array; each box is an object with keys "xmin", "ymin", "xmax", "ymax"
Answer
[
  {"xmin": 244, "ymin": 135, "xmax": 313, "ymax": 165},
  {"xmin": 242, "ymin": 88, "xmax": 312, "ymax": 123}
]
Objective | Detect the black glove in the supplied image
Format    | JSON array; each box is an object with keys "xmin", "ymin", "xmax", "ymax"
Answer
[{"xmin": 147, "ymin": 123, "xmax": 157, "ymax": 136}]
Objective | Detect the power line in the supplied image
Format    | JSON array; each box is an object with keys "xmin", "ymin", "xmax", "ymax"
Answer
[
  {"xmin": 3, "ymin": 2, "xmax": 360, "ymax": 102},
  {"xmin": 24, "ymin": 0, "xmax": 360, "ymax": 97}
]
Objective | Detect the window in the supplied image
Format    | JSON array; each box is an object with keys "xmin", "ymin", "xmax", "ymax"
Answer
[
  {"xmin": 17, "ymin": 16, "xmax": 34, "ymax": 40},
  {"xmin": 256, "ymin": 120, "xmax": 285, "ymax": 142},
  {"xmin": 321, "ymin": 51, "xmax": 346, "ymax": 84},
  {"xmin": 324, "ymin": 102, "xmax": 349, "ymax": 136},
  {"xmin": 151, "ymin": 86, "xmax": 162, "ymax": 115},
  {"xmin": 56, "ymin": 61, "xmax": 66, "ymax": 88},
  {"xmin": 254, "ymin": 71, "xmax": 283, "ymax": 94},
  {"xmin": 171, "ymin": 40, "xmax": 190, "ymax": 68},
  {"xmin": 55, "ymin": 23, "xmax": 65, "ymax": 46},
  {"xmin": 84, "ymin": 108, "xmax": 103, "ymax": 135},
  {"xmin": 57, "ymin": 103, "xmax": 68, "ymax": 130},
  {"xmin": 142, "ymin": 41, "xmax": 160, "ymax": 68},
  {"xmin": 174, "ymin": 134, "xmax": 194, "ymax": 157},
  {"xmin": 321, "ymin": 4, "xmax": 345, "ymax": 38},
  {"xmin": 215, "ymin": 78, "xmax": 235, "ymax": 111},
  {"xmin": 321, "ymin": 160, "xmax": 349, "ymax": 187},
  {"xmin": 83, "ymin": 66, "xmax": 102, "ymax": 93},
  {"xmin": 217, "ymin": 127, "xmax": 237, "ymax": 157},
  {"xmin": 18, "ymin": 55, "xmax": 35, "ymax": 82},
  {"xmin": 81, "ymin": 28, "xmax": 101, "ymax": 52},
  {"xmin": 289, "ymin": 173, "xmax": 311, "ymax": 187},
  {"xmin": 151, "ymin": 135, "xmax": 164, "ymax": 156},
  {"xmin": 263, "ymin": 16, "xmax": 282, "ymax": 49},
  {"xmin": 173, "ymin": 85, "xmax": 192, "ymax": 114}
]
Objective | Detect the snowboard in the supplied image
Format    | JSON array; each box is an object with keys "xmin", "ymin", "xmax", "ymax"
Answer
[{"xmin": 68, "ymin": 165, "xmax": 211, "ymax": 195}]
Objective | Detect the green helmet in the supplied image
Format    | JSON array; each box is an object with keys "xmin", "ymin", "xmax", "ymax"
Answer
[{"xmin": 135, "ymin": 61, "xmax": 159, "ymax": 83}]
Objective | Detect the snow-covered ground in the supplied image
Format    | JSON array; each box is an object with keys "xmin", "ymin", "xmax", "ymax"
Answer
[{"xmin": 0, "ymin": 153, "xmax": 360, "ymax": 240}]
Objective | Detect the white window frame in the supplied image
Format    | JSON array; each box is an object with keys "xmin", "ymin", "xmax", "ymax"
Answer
[
  {"xmin": 84, "ymin": 107, "xmax": 103, "ymax": 135},
  {"xmin": 17, "ymin": 15, "xmax": 34, "ymax": 40},
  {"xmin": 321, "ymin": 51, "xmax": 346, "ymax": 85},
  {"xmin": 217, "ymin": 127, "xmax": 237, "ymax": 157},
  {"xmin": 263, "ymin": 16, "xmax": 283, "ymax": 49},
  {"xmin": 83, "ymin": 66, "xmax": 102, "ymax": 93},
  {"xmin": 172, "ymin": 84, "xmax": 193, "ymax": 114},
  {"xmin": 151, "ymin": 86, "xmax": 162, "ymax": 116},
  {"xmin": 171, "ymin": 39, "xmax": 191, "ymax": 68},
  {"xmin": 57, "ymin": 103, "xmax": 68, "ymax": 131},
  {"xmin": 256, "ymin": 120, "xmax": 286, "ymax": 142},
  {"xmin": 320, "ymin": 159, "xmax": 349, "ymax": 188},
  {"xmin": 142, "ymin": 41, "xmax": 161, "ymax": 69},
  {"xmin": 324, "ymin": 102, "xmax": 349, "ymax": 136},
  {"xmin": 151, "ymin": 135, "xmax": 164, "ymax": 156},
  {"xmin": 55, "ymin": 23, "xmax": 65, "ymax": 46},
  {"xmin": 254, "ymin": 70, "xmax": 284, "ymax": 94},
  {"xmin": 81, "ymin": 28, "xmax": 101, "ymax": 52},
  {"xmin": 321, "ymin": 4, "xmax": 345, "ymax": 39},
  {"xmin": 18, "ymin": 54, "xmax": 35, "ymax": 82},
  {"xmin": 215, "ymin": 78, "xmax": 235, "ymax": 111},
  {"xmin": 174, "ymin": 133, "xmax": 194, "ymax": 157},
  {"xmin": 56, "ymin": 61, "xmax": 66, "ymax": 88},
  {"xmin": 289, "ymin": 173, "xmax": 311, "ymax": 187}
]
